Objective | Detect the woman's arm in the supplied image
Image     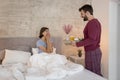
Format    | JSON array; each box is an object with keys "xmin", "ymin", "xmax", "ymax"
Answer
[
  {"xmin": 44, "ymin": 32, "xmax": 53, "ymax": 53},
  {"xmin": 38, "ymin": 46, "xmax": 48, "ymax": 52},
  {"xmin": 46, "ymin": 38, "xmax": 53, "ymax": 53},
  {"xmin": 38, "ymin": 36, "xmax": 53, "ymax": 53},
  {"xmin": 37, "ymin": 40, "xmax": 53, "ymax": 53}
]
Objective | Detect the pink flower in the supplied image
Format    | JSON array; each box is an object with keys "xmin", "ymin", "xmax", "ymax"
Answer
[{"xmin": 63, "ymin": 24, "xmax": 73, "ymax": 34}]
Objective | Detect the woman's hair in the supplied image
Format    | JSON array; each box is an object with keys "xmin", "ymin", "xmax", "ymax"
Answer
[
  {"xmin": 79, "ymin": 4, "xmax": 93, "ymax": 15},
  {"xmin": 39, "ymin": 27, "xmax": 49, "ymax": 38}
]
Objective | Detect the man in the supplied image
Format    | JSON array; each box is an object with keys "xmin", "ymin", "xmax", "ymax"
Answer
[{"xmin": 72, "ymin": 4, "xmax": 102, "ymax": 76}]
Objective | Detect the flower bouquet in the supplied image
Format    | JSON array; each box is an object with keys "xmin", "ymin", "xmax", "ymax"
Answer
[{"xmin": 63, "ymin": 24, "xmax": 73, "ymax": 40}]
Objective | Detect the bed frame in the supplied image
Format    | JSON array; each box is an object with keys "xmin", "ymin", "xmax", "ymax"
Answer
[{"xmin": 0, "ymin": 37, "xmax": 62, "ymax": 54}]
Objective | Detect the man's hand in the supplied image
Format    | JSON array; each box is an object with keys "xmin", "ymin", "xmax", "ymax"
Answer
[{"xmin": 71, "ymin": 41, "xmax": 76, "ymax": 46}]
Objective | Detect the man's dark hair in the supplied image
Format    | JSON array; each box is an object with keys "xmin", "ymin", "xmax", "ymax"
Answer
[
  {"xmin": 39, "ymin": 27, "xmax": 49, "ymax": 38},
  {"xmin": 79, "ymin": 4, "xmax": 93, "ymax": 15}
]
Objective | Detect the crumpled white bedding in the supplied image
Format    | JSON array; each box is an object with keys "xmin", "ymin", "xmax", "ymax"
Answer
[
  {"xmin": 27, "ymin": 52, "xmax": 84, "ymax": 80},
  {"xmin": 0, "ymin": 52, "xmax": 84, "ymax": 80},
  {"xmin": 0, "ymin": 63, "xmax": 26, "ymax": 80}
]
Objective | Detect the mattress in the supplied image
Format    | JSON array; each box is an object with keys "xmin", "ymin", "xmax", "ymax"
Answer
[{"xmin": 26, "ymin": 69, "xmax": 107, "ymax": 80}]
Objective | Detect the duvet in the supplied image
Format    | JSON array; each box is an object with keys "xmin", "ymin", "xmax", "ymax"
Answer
[{"xmin": 28, "ymin": 52, "xmax": 84, "ymax": 80}]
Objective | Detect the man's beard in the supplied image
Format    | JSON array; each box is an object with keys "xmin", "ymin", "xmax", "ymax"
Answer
[{"xmin": 83, "ymin": 16, "xmax": 88, "ymax": 21}]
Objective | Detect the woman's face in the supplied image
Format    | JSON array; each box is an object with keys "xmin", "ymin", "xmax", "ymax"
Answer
[{"xmin": 42, "ymin": 29, "xmax": 50, "ymax": 37}]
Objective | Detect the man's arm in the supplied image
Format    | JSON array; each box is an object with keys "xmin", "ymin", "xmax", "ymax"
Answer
[{"xmin": 76, "ymin": 22, "xmax": 99, "ymax": 47}]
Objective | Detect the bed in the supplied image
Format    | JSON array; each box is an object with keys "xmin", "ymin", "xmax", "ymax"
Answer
[{"xmin": 0, "ymin": 37, "xmax": 107, "ymax": 80}]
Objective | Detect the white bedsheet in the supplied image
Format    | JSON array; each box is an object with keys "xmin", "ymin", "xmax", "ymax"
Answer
[
  {"xmin": 26, "ymin": 69, "xmax": 107, "ymax": 80},
  {"xmin": 62, "ymin": 69, "xmax": 107, "ymax": 80}
]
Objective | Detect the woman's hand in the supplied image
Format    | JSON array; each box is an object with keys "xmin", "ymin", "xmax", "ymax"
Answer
[
  {"xmin": 45, "ymin": 33, "xmax": 51, "ymax": 40},
  {"xmin": 45, "ymin": 32, "xmax": 53, "ymax": 53}
]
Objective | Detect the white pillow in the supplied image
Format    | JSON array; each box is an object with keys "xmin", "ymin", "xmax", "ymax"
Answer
[{"xmin": 2, "ymin": 49, "xmax": 31, "ymax": 65}]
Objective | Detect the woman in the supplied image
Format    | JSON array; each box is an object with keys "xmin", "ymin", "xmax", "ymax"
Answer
[
  {"xmin": 30, "ymin": 27, "xmax": 67, "ymax": 68},
  {"xmin": 36, "ymin": 27, "xmax": 53, "ymax": 53}
]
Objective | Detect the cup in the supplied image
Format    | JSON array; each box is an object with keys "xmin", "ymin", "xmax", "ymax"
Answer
[{"xmin": 70, "ymin": 36, "xmax": 75, "ymax": 41}]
